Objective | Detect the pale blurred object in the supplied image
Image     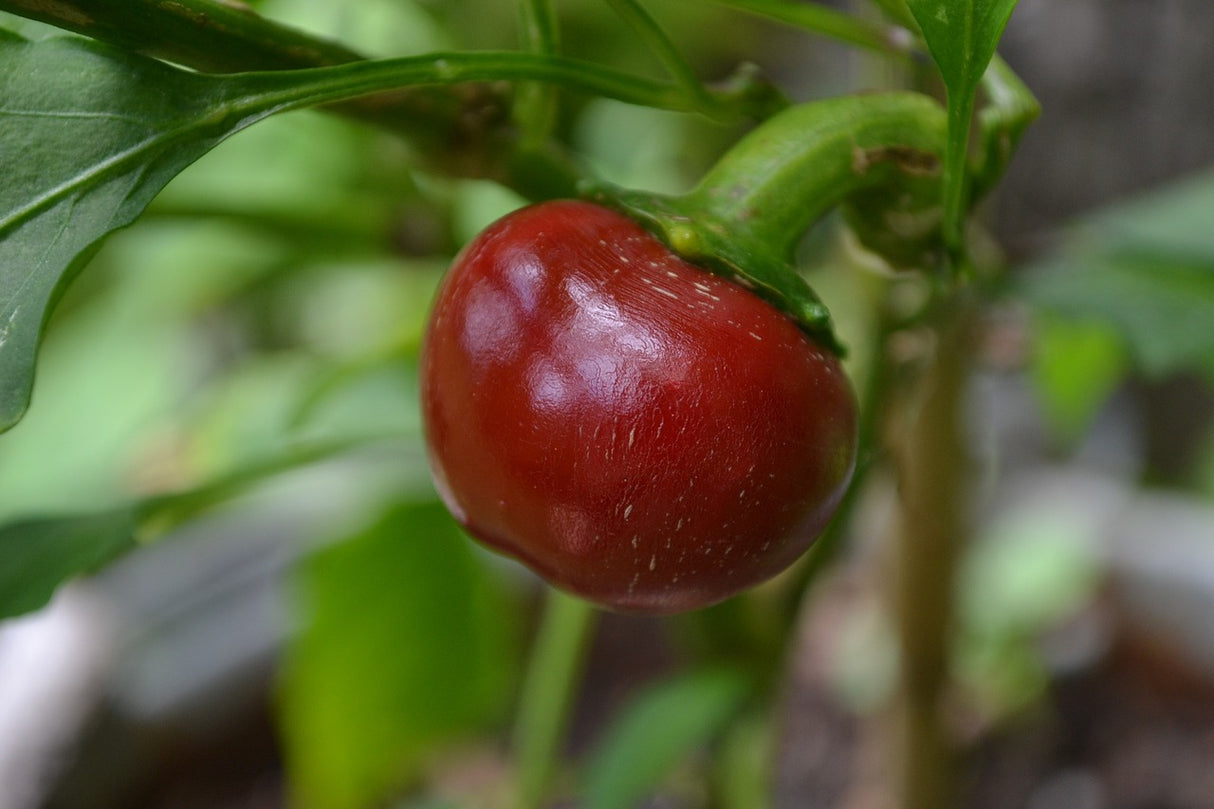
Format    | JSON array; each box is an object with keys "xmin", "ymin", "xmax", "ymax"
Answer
[{"xmin": 0, "ymin": 587, "xmax": 115, "ymax": 809}]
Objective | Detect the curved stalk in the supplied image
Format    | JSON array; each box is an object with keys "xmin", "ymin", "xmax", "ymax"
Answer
[
  {"xmin": 973, "ymin": 55, "xmax": 1042, "ymax": 201},
  {"xmin": 589, "ymin": 92, "xmax": 947, "ymax": 349}
]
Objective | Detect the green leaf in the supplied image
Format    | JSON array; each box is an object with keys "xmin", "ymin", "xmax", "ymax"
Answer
[
  {"xmin": 715, "ymin": 713, "xmax": 774, "ymax": 809},
  {"xmin": 0, "ymin": 508, "xmax": 138, "ymax": 618},
  {"xmin": 279, "ymin": 501, "xmax": 516, "ymax": 809},
  {"xmin": 1083, "ymin": 168, "xmax": 1214, "ymax": 265},
  {"xmin": 710, "ymin": 0, "xmax": 913, "ymax": 56},
  {"xmin": 0, "ymin": 0, "xmax": 364, "ymax": 71},
  {"xmin": 0, "ymin": 437, "xmax": 388, "ymax": 620},
  {"xmin": 905, "ymin": 0, "xmax": 1018, "ymax": 93},
  {"xmin": 0, "ymin": 33, "xmax": 769, "ymax": 434},
  {"xmin": 904, "ymin": 0, "xmax": 1020, "ymax": 248},
  {"xmin": 1030, "ymin": 315, "xmax": 1127, "ymax": 443},
  {"xmin": 0, "ymin": 33, "xmax": 261, "ymax": 433},
  {"xmin": 1019, "ymin": 172, "xmax": 1214, "ymax": 384},
  {"xmin": 584, "ymin": 668, "xmax": 751, "ymax": 809},
  {"xmin": 1022, "ymin": 252, "xmax": 1214, "ymax": 382}
]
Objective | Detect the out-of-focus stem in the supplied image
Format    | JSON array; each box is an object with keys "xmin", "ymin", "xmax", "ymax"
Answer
[
  {"xmin": 512, "ymin": 588, "xmax": 597, "ymax": 809},
  {"xmin": 885, "ymin": 295, "xmax": 974, "ymax": 809}
]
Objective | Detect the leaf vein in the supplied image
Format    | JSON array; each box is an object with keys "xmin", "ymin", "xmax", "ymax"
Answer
[
  {"xmin": 0, "ymin": 129, "xmax": 186, "ymax": 236},
  {"xmin": 0, "ymin": 108, "xmax": 154, "ymax": 128}
]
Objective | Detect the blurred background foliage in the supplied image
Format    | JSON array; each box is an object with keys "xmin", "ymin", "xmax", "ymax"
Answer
[{"xmin": 0, "ymin": 1, "xmax": 1213, "ymax": 808}]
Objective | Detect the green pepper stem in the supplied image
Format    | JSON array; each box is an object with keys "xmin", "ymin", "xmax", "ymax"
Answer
[
  {"xmin": 690, "ymin": 92, "xmax": 947, "ymax": 258},
  {"xmin": 589, "ymin": 92, "xmax": 948, "ymax": 349}
]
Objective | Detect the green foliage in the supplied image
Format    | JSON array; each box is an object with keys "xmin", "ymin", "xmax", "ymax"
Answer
[
  {"xmin": 0, "ymin": 0, "xmax": 364, "ymax": 70},
  {"xmin": 0, "ymin": 437, "xmax": 390, "ymax": 619},
  {"xmin": 1028, "ymin": 253, "xmax": 1214, "ymax": 381},
  {"xmin": 583, "ymin": 668, "xmax": 751, "ymax": 809},
  {"xmin": 714, "ymin": 713, "xmax": 774, "ymax": 809},
  {"xmin": 0, "ymin": 508, "xmax": 139, "ymax": 618},
  {"xmin": 904, "ymin": 0, "xmax": 1021, "ymax": 247},
  {"xmin": 0, "ymin": 2, "xmax": 1069, "ymax": 807},
  {"xmin": 957, "ymin": 507, "xmax": 1100, "ymax": 714},
  {"xmin": 1021, "ymin": 171, "xmax": 1214, "ymax": 384},
  {"xmin": 0, "ymin": 33, "xmax": 242, "ymax": 432},
  {"xmin": 709, "ymin": 0, "xmax": 906, "ymax": 56},
  {"xmin": 1030, "ymin": 315, "xmax": 1127, "ymax": 443},
  {"xmin": 278, "ymin": 500, "xmax": 518, "ymax": 809},
  {"xmin": 0, "ymin": 30, "xmax": 787, "ymax": 435},
  {"xmin": 1090, "ymin": 168, "xmax": 1214, "ymax": 264},
  {"xmin": 905, "ymin": 0, "xmax": 1019, "ymax": 94}
]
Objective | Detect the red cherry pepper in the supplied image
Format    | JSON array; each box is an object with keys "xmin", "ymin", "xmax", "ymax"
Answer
[{"xmin": 421, "ymin": 200, "xmax": 857, "ymax": 613}]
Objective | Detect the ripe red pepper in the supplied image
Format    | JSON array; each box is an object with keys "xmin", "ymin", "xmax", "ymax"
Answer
[{"xmin": 421, "ymin": 200, "xmax": 857, "ymax": 613}]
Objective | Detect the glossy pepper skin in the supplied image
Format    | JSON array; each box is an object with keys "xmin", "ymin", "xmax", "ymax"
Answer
[{"xmin": 421, "ymin": 200, "xmax": 857, "ymax": 613}]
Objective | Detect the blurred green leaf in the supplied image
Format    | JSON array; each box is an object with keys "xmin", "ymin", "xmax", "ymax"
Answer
[
  {"xmin": 956, "ymin": 508, "xmax": 1100, "ymax": 714},
  {"xmin": 584, "ymin": 668, "xmax": 751, "ymax": 809},
  {"xmin": 265, "ymin": 0, "xmax": 451, "ymax": 58},
  {"xmin": 0, "ymin": 9, "xmax": 60, "ymax": 39},
  {"xmin": 1083, "ymin": 168, "xmax": 1214, "ymax": 264},
  {"xmin": 962, "ymin": 511, "xmax": 1099, "ymax": 636},
  {"xmin": 1030, "ymin": 315, "xmax": 1128, "ymax": 443},
  {"xmin": 1022, "ymin": 253, "xmax": 1214, "ymax": 381},
  {"xmin": 389, "ymin": 800, "xmax": 460, "ymax": 809},
  {"xmin": 451, "ymin": 180, "xmax": 528, "ymax": 246},
  {"xmin": 0, "ymin": 508, "xmax": 138, "ymax": 618},
  {"xmin": 710, "ymin": 0, "xmax": 909, "ymax": 55},
  {"xmin": 0, "ymin": 437, "xmax": 385, "ymax": 620},
  {"xmin": 716, "ymin": 712, "xmax": 773, "ymax": 809},
  {"xmin": 1020, "ymin": 171, "xmax": 1214, "ymax": 383},
  {"xmin": 0, "ymin": 285, "xmax": 186, "ymax": 521},
  {"xmin": 279, "ymin": 500, "xmax": 516, "ymax": 809}
]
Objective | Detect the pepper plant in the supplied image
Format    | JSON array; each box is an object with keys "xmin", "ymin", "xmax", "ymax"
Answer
[{"xmin": 0, "ymin": 1, "xmax": 1040, "ymax": 807}]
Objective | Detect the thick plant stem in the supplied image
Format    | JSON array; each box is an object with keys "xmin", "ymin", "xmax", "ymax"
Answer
[
  {"xmin": 885, "ymin": 296, "xmax": 974, "ymax": 809},
  {"xmin": 512, "ymin": 588, "xmax": 598, "ymax": 809}
]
